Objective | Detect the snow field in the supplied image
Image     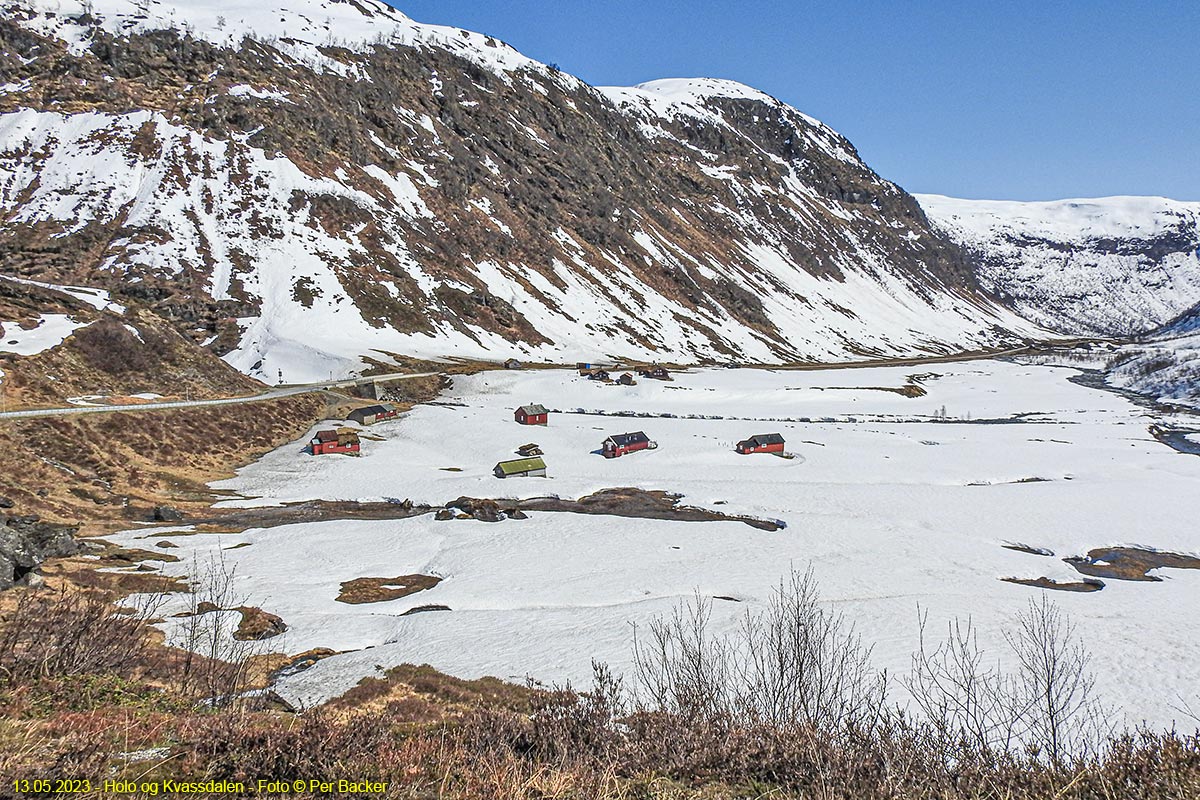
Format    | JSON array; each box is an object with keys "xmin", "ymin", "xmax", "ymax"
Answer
[
  {"xmin": 0, "ymin": 313, "xmax": 85, "ymax": 356},
  {"xmin": 103, "ymin": 361, "xmax": 1200, "ymax": 725}
]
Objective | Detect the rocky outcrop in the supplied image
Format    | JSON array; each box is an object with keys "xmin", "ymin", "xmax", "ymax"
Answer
[{"xmin": 0, "ymin": 511, "xmax": 81, "ymax": 588}]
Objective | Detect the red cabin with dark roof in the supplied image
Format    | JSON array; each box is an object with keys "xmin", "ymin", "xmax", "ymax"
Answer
[
  {"xmin": 514, "ymin": 404, "xmax": 549, "ymax": 425},
  {"xmin": 602, "ymin": 431, "xmax": 656, "ymax": 458},
  {"xmin": 311, "ymin": 428, "xmax": 361, "ymax": 456},
  {"xmin": 736, "ymin": 433, "xmax": 785, "ymax": 455}
]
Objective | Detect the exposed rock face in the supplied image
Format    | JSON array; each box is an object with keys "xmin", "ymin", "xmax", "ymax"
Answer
[
  {"xmin": 0, "ymin": 0, "xmax": 1041, "ymax": 382},
  {"xmin": 0, "ymin": 512, "xmax": 80, "ymax": 588}
]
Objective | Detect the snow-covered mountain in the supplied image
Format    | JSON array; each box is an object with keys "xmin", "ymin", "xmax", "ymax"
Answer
[
  {"xmin": 917, "ymin": 194, "xmax": 1200, "ymax": 337},
  {"xmin": 0, "ymin": 0, "xmax": 1048, "ymax": 383}
]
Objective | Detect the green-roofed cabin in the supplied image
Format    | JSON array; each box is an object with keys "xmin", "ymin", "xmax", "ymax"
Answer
[{"xmin": 494, "ymin": 456, "xmax": 547, "ymax": 478}]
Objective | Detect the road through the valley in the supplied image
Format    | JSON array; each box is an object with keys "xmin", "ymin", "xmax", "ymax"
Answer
[
  {"xmin": 0, "ymin": 340, "xmax": 1106, "ymax": 422},
  {"xmin": 0, "ymin": 371, "xmax": 443, "ymax": 421}
]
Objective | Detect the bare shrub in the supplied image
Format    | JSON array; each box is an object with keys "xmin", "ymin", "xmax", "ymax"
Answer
[
  {"xmin": 523, "ymin": 660, "xmax": 627, "ymax": 763},
  {"xmin": 632, "ymin": 568, "xmax": 885, "ymax": 733},
  {"xmin": 632, "ymin": 593, "xmax": 734, "ymax": 723},
  {"xmin": 738, "ymin": 567, "xmax": 885, "ymax": 731},
  {"xmin": 1008, "ymin": 595, "xmax": 1111, "ymax": 763},
  {"xmin": 907, "ymin": 596, "xmax": 1111, "ymax": 764},
  {"xmin": 0, "ymin": 587, "xmax": 159, "ymax": 683},
  {"xmin": 905, "ymin": 611, "xmax": 1025, "ymax": 751},
  {"xmin": 170, "ymin": 554, "xmax": 261, "ymax": 706}
]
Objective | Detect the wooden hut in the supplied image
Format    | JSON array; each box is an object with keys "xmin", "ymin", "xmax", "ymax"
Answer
[
  {"xmin": 736, "ymin": 433, "xmax": 785, "ymax": 455},
  {"xmin": 494, "ymin": 456, "xmax": 547, "ymax": 478},
  {"xmin": 311, "ymin": 427, "xmax": 361, "ymax": 456},
  {"xmin": 514, "ymin": 404, "xmax": 549, "ymax": 425},
  {"xmin": 347, "ymin": 403, "xmax": 398, "ymax": 426},
  {"xmin": 602, "ymin": 431, "xmax": 656, "ymax": 458}
]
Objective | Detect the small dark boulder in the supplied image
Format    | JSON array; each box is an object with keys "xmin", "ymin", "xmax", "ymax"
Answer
[
  {"xmin": 0, "ymin": 497, "xmax": 13, "ymax": 509},
  {"xmin": 434, "ymin": 509, "xmax": 455, "ymax": 521},
  {"xmin": 152, "ymin": 506, "xmax": 184, "ymax": 522}
]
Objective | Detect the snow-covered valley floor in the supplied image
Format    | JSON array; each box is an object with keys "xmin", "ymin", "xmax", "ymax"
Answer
[{"xmin": 106, "ymin": 361, "xmax": 1200, "ymax": 727}]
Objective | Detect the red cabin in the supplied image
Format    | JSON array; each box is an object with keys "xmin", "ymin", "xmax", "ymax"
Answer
[
  {"xmin": 311, "ymin": 428, "xmax": 361, "ymax": 456},
  {"xmin": 514, "ymin": 404, "xmax": 549, "ymax": 425},
  {"xmin": 602, "ymin": 431, "xmax": 656, "ymax": 458},
  {"xmin": 736, "ymin": 433, "xmax": 785, "ymax": 455}
]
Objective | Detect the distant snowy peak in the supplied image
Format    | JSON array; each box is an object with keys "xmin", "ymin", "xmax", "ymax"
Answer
[
  {"xmin": 633, "ymin": 78, "xmax": 828, "ymax": 130},
  {"xmin": 600, "ymin": 77, "xmax": 859, "ymax": 166},
  {"xmin": 917, "ymin": 194, "xmax": 1200, "ymax": 244},
  {"xmin": 917, "ymin": 194, "xmax": 1200, "ymax": 337},
  {"xmin": 6, "ymin": 0, "xmax": 565, "ymax": 80}
]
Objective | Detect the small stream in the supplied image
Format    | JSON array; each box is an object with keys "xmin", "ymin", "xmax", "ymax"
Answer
[{"xmin": 1153, "ymin": 427, "xmax": 1200, "ymax": 456}]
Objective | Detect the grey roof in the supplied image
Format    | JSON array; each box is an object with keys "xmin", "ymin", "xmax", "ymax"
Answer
[
  {"xmin": 519, "ymin": 404, "xmax": 549, "ymax": 415},
  {"xmin": 350, "ymin": 404, "xmax": 396, "ymax": 417}
]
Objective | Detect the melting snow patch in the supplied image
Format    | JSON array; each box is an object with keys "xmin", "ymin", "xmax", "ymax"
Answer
[
  {"xmin": 0, "ymin": 314, "xmax": 84, "ymax": 356},
  {"xmin": 227, "ymin": 84, "xmax": 294, "ymax": 104}
]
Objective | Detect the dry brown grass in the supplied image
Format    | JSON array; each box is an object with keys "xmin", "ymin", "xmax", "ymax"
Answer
[
  {"xmin": 0, "ymin": 393, "xmax": 332, "ymax": 526},
  {"xmin": 1066, "ymin": 546, "xmax": 1200, "ymax": 582},
  {"xmin": 335, "ymin": 575, "xmax": 442, "ymax": 605}
]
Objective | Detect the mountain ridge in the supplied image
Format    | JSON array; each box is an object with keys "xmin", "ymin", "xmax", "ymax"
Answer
[
  {"xmin": 1, "ymin": 0, "xmax": 1050, "ymax": 384},
  {"xmin": 1, "ymin": 0, "xmax": 1194, "ymax": 393}
]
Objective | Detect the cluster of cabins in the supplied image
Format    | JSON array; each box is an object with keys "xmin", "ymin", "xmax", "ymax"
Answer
[
  {"xmin": 497, "ymin": 395, "xmax": 786, "ymax": 474},
  {"xmin": 311, "ymin": 372, "xmax": 788, "ymax": 475},
  {"xmin": 578, "ymin": 364, "xmax": 671, "ymax": 386},
  {"xmin": 309, "ymin": 403, "xmax": 399, "ymax": 456}
]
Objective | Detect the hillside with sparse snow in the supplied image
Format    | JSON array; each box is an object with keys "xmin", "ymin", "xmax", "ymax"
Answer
[
  {"xmin": 1, "ymin": 0, "xmax": 1198, "ymax": 403},
  {"xmin": 0, "ymin": 0, "xmax": 1052, "ymax": 387},
  {"xmin": 917, "ymin": 194, "xmax": 1200, "ymax": 337}
]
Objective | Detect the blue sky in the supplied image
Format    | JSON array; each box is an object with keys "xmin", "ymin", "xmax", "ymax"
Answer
[{"xmin": 389, "ymin": 1, "xmax": 1198, "ymax": 201}]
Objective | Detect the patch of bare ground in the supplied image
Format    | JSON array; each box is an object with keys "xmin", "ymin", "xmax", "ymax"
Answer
[
  {"xmin": 0, "ymin": 393, "xmax": 337, "ymax": 527},
  {"xmin": 1002, "ymin": 576, "xmax": 1105, "ymax": 593},
  {"xmin": 233, "ymin": 606, "xmax": 288, "ymax": 640},
  {"xmin": 327, "ymin": 663, "xmax": 536, "ymax": 717},
  {"xmin": 195, "ymin": 487, "xmax": 781, "ymax": 532},
  {"xmin": 171, "ymin": 601, "xmax": 286, "ymax": 640},
  {"xmin": 1065, "ymin": 547, "xmax": 1200, "ymax": 582},
  {"xmin": 401, "ymin": 604, "xmax": 451, "ymax": 616},
  {"xmin": 337, "ymin": 575, "xmax": 442, "ymax": 605},
  {"xmin": 969, "ymin": 476, "xmax": 1051, "ymax": 486},
  {"xmin": 40, "ymin": 558, "xmax": 189, "ymax": 595},
  {"xmin": 517, "ymin": 487, "xmax": 781, "ymax": 530},
  {"xmin": 839, "ymin": 383, "xmax": 929, "ymax": 397}
]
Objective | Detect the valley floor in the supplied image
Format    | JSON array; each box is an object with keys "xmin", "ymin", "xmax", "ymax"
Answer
[{"xmin": 104, "ymin": 359, "xmax": 1200, "ymax": 727}]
